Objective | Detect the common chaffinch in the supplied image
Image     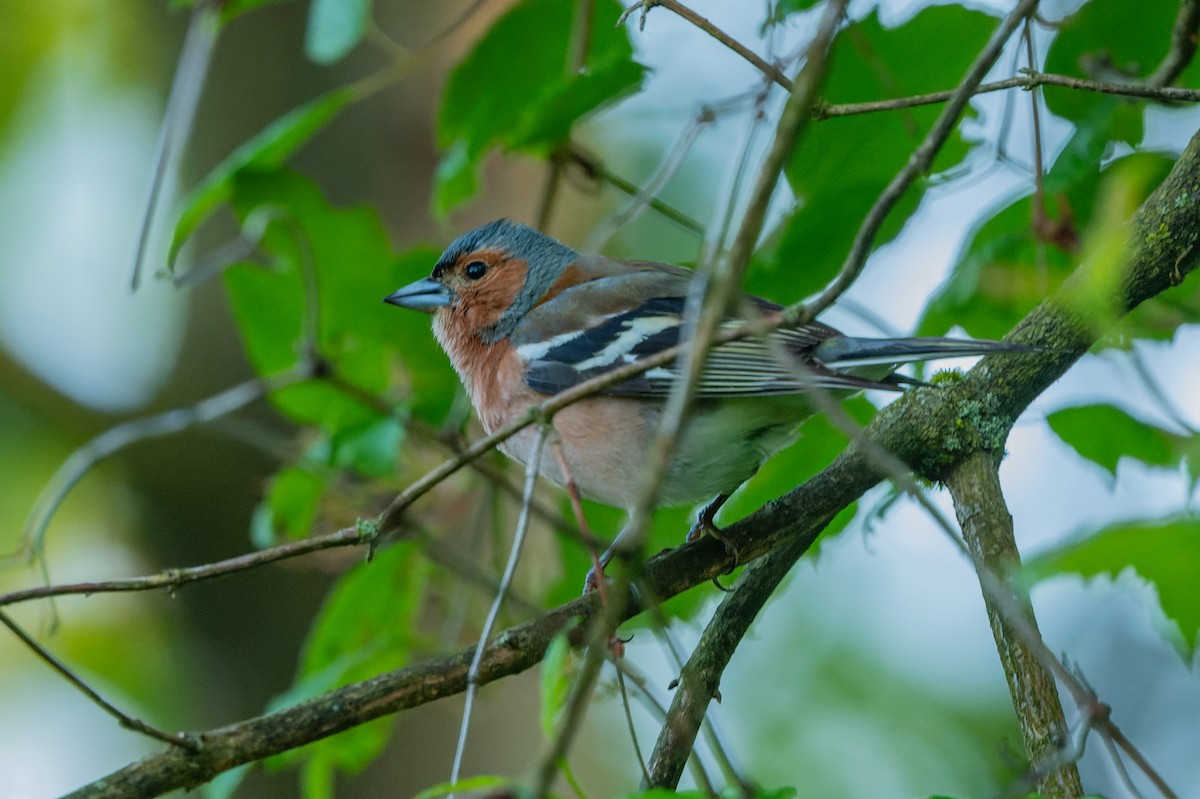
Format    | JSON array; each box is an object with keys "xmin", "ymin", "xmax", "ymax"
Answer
[{"xmin": 385, "ymin": 219, "xmax": 1023, "ymax": 579}]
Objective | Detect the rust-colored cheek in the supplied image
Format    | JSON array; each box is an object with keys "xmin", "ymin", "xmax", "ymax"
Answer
[{"xmin": 458, "ymin": 260, "xmax": 529, "ymax": 332}]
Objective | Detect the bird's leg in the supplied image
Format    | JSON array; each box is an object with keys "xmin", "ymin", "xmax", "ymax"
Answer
[
  {"xmin": 687, "ymin": 492, "xmax": 731, "ymax": 542},
  {"xmin": 584, "ymin": 536, "xmax": 619, "ymax": 596},
  {"xmin": 687, "ymin": 491, "xmax": 741, "ymax": 572},
  {"xmin": 552, "ymin": 442, "xmax": 608, "ymax": 604}
]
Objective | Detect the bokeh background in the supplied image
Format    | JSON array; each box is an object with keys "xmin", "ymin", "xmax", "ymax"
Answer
[{"xmin": 0, "ymin": 0, "xmax": 1197, "ymax": 797}]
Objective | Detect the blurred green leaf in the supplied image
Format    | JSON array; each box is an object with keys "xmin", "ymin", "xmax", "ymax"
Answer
[
  {"xmin": 264, "ymin": 464, "xmax": 327, "ymax": 540},
  {"xmin": 1047, "ymin": 403, "xmax": 1194, "ymax": 481},
  {"xmin": 435, "ymin": 0, "xmax": 644, "ymax": 215},
  {"xmin": 305, "ymin": 0, "xmax": 371, "ymax": 64},
  {"xmin": 753, "ymin": 6, "xmax": 995, "ymax": 303},
  {"xmin": 920, "ymin": 151, "xmax": 1173, "ymax": 340},
  {"xmin": 412, "ymin": 776, "xmax": 515, "ymax": 799},
  {"xmin": 332, "ymin": 415, "xmax": 405, "ymax": 477},
  {"xmin": 171, "ymin": 88, "xmax": 356, "ymax": 262},
  {"xmin": 540, "ymin": 629, "xmax": 575, "ymax": 738},
  {"xmin": 267, "ymin": 542, "xmax": 430, "ymax": 781},
  {"xmin": 222, "ymin": 170, "xmax": 455, "ymax": 431},
  {"xmin": 203, "ymin": 764, "xmax": 250, "ymax": 799},
  {"xmin": 617, "ymin": 788, "xmax": 797, "ymax": 798},
  {"xmin": 431, "ymin": 140, "xmax": 478, "ymax": 219},
  {"xmin": 1028, "ymin": 516, "xmax": 1200, "ymax": 653},
  {"xmin": 1043, "ymin": 0, "xmax": 1198, "ymax": 145},
  {"xmin": 722, "ymin": 395, "xmax": 875, "ymax": 530},
  {"xmin": 213, "ymin": 0, "xmax": 289, "ymax": 23},
  {"xmin": 764, "ymin": 0, "xmax": 821, "ymax": 29}
]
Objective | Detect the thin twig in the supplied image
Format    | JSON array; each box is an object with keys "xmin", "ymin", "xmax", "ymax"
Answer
[
  {"xmin": 815, "ymin": 70, "xmax": 1200, "ymax": 120},
  {"xmin": 1103, "ymin": 732, "xmax": 1148, "ymax": 799},
  {"xmin": 448, "ymin": 424, "xmax": 549, "ymax": 793},
  {"xmin": 1148, "ymin": 0, "xmax": 1200, "ymax": 88},
  {"xmin": 62, "ymin": 142, "xmax": 1200, "ymax": 791},
  {"xmin": 1110, "ymin": 724, "xmax": 1179, "ymax": 799},
  {"xmin": 0, "ymin": 525, "xmax": 372, "ymax": 608},
  {"xmin": 586, "ymin": 108, "xmax": 715, "ymax": 251},
  {"xmin": 636, "ymin": 0, "xmax": 849, "ymax": 783},
  {"xmin": 130, "ymin": 1, "xmax": 219, "ymax": 290},
  {"xmin": 0, "ymin": 610, "xmax": 197, "ymax": 750},
  {"xmin": 612, "ymin": 657, "xmax": 652, "ymax": 785},
  {"xmin": 618, "ymin": 0, "xmax": 847, "ymax": 571},
  {"xmin": 797, "ymin": 0, "xmax": 1042, "ymax": 324},
  {"xmin": 566, "ymin": 145, "xmax": 707, "ymax": 235},
  {"xmin": 17, "ymin": 366, "xmax": 313, "ymax": 563},
  {"xmin": 619, "ymin": 0, "xmax": 793, "ymax": 91}
]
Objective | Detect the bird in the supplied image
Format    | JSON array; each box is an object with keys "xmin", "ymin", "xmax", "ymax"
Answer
[{"xmin": 385, "ymin": 218, "xmax": 1027, "ymax": 586}]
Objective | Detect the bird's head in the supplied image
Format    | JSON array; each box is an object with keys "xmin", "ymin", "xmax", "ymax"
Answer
[{"xmin": 384, "ymin": 219, "xmax": 579, "ymax": 343}]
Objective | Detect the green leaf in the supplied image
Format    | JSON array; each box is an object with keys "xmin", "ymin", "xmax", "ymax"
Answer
[
  {"xmin": 203, "ymin": 764, "xmax": 250, "ymax": 799},
  {"xmin": 1043, "ymin": 0, "xmax": 1198, "ymax": 145},
  {"xmin": 617, "ymin": 788, "xmax": 797, "ymax": 799},
  {"xmin": 1028, "ymin": 516, "xmax": 1200, "ymax": 653},
  {"xmin": 540, "ymin": 629, "xmax": 576, "ymax": 739},
  {"xmin": 412, "ymin": 776, "xmax": 516, "ymax": 799},
  {"xmin": 754, "ymin": 6, "xmax": 995, "ymax": 303},
  {"xmin": 763, "ymin": 0, "xmax": 821, "ymax": 29},
  {"xmin": 268, "ymin": 542, "xmax": 430, "ymax": 777},
  {"xmin": 720, "ymin": 395, "xmax": 875, "ymax": 538},
  {"xmin": 1046, "ymin": 403, "xmax": 1190, "ymax": 479},
  {"xmin": 331, "ymin": 415, "xmax": 404, "ymax": 477},
  {"xmin": 920, "ymin": 151, "xmax": 1174, "ymax": 340},
  {"xmin": 171, "ymin": 88, "xmax": 356, "ymax": 262},
  {"xmin": 265, "ymin": 465, "xmax": 327, "ymax": 541},
  {"xmin": 215, "ymin": 0, "xmax": 289, "ymax": 23},
  {"xmin": 305, "ymin": 0, "xmax": 371, "ymax": 64},
  {"xmin": 221, "ymin": 170, "xmax": 455, "ymax": 430},
  {"xmin": 431, "ymin": 139, "xmax": 478, "ymax": 219},
  {"xmin": 434, "ymin": 0, "xmax": 644, "ymax": 214}
]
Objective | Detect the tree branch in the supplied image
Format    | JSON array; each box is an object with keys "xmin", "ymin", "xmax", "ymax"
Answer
[
  {"xmin": 1148, "ymin": 0, "xmax": 1200, "ymax": 88},
  {"xmin": 66, "ymin": 112, "xmax": 1200, "ymax": 799},
  {"xmin": 944, "ymin": 451, "xmax": 1084, "ymax": 798},
  {"xmin": 816, "ymin": 70, "xmax": 1200, "ymax": 119},
  {"xmin": 637, "ymin": 1, "xmax": 1042, "ymax": 781},
  {"xmin": 800, "ymin": 0, "xmax": 1042, "ymax": 322},
  {"xmin": 619, "ymin": 0, "xmax": 794, "ymax": 91}
]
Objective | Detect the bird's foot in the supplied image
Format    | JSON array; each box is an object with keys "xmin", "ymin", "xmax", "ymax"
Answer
[
  {"xmin": 685, "ymin": 514, "xmax": 719, "ymax": 544},
  {"xmin": 582, "ymin": 563, "xmax": 606, "ymax": 596},
  {"xmin": 686, "ymin": 494, "xmax": 740, "ymax": 572}
]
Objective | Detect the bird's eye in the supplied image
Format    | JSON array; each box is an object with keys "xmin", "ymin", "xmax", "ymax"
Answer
[{"xmin": 464, "ymin": 261, "xmax": 488, "ymax": 280}]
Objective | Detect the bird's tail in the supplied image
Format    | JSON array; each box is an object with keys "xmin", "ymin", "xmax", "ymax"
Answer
[{"xmin": 814, "ymin": 335, "xmax": 1033, "ymax": 370}]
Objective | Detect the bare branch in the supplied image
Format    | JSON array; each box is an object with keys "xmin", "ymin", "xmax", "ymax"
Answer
[
  {"xmin": 798, "ymin": 0, "xmax": 1042, "ymax": 323},
  {"xmin": 816, "ymin": 70, "xmax": 1200, "ymax": 119},
  {"xmin": 449, "ymin": 424, "xmax": 549, "ymax": 789},
  {"xmin": 0, "ymin": 610, "xmax": 196, "ymax": 751},
  {"xmin": 65, "ymin": 135, "xmax": 1200, "ymax": 789},
  {"xmin": 17, "ymin": 367, "xmax": 312, "ymax": 564},
  {"xmin": 130, "ymin": 0, "xmax": 219, "ymax": 290},
  {"xmin": 566, "ymin": 145, "xmax": 707, "ymax": 235},
  {"xmin": 944, "ymin": 452, "xmax": 1084, "ymax": 797},
  {"xmin": 644, "ymin": 0, "xmax": 1043, "ymax": 785},
  {"xmin": 0, "ymin": 526, "xmax": 372, "ymax": 609},
  {"xmin": 619, "ymin": 0, "xmax": 794, "ymax": 91},
  {"xmin": 1148, "ymin": 0, "xmax": 1200, "ymax": 87}
]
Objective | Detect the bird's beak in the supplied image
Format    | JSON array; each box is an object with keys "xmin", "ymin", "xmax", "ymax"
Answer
[{"xmin": 383, "ymin": 278, "xmax": 453, "ymax": 313}]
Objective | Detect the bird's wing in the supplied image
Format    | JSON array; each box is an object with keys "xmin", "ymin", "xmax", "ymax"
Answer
[{"xmin": 518, "ymin": 293, "xmax": 894, "ymax": 399}]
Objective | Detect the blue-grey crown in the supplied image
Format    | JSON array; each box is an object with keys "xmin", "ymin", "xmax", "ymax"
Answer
[{"xmin": 437, "ymin": 219, "xmax": 579, "ymax": 342}]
